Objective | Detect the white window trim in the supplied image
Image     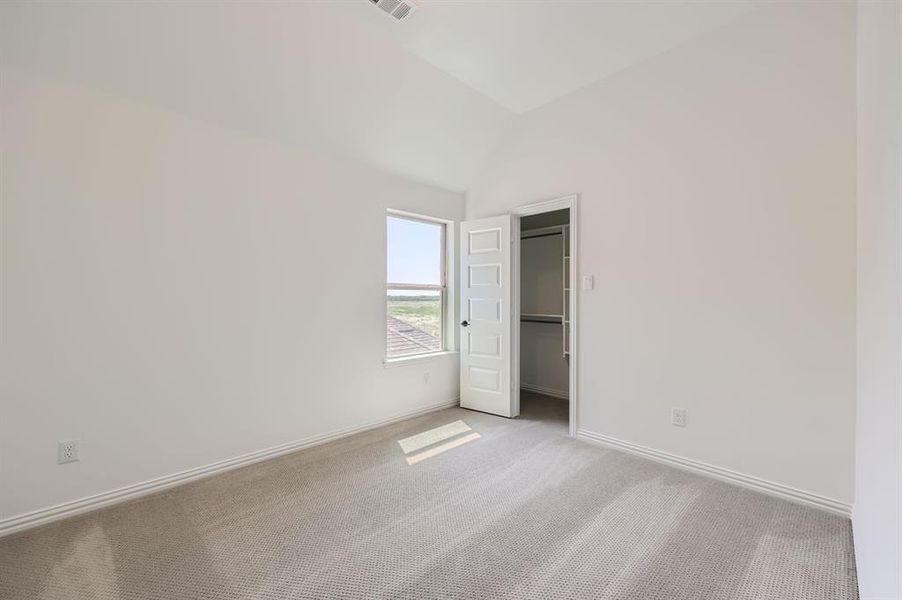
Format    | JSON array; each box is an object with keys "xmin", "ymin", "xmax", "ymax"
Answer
[
  {"xmin": 384, "ymin": 209, "xmax": 455, "ymax": 363},
  {"xmin": 383, "ymin": 350, "xmax": 459, "ymax": 368}
]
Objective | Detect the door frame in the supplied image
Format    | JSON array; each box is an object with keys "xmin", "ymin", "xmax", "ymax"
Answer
[{"xmin": 510, "ymin": 194, "xmax": 579, "ymax": 437}]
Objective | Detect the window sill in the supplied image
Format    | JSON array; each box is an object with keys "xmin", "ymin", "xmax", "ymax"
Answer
[{"xmin": 383, "ymin": 350, "xmax": 459, "ymax": 368}]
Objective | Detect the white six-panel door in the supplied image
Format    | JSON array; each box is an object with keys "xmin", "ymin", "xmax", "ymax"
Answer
[{"xmin": 459, "ymin": 215, "xmax": 517, "ymax": 418}]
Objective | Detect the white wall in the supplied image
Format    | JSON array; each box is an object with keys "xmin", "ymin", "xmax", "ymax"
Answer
[
  {"xmin": 520, "ymin": 322, "xmax": 569, "ymax": 397},
  {"xmin": 0, "ymin": 68, "xmax": 463, "ymax": 523},
  {"xmin": 467, "ymin": 3, "xmax": 857, "ymax": 504},
  {"xmin": 854, "ymin": 1, "xmax": 902, "ymax": 597}
]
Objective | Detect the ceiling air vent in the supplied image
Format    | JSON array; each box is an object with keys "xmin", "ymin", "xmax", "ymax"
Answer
[{"xmin": 368, "ymin": 0, "xmax": 417, "ymax": 22}]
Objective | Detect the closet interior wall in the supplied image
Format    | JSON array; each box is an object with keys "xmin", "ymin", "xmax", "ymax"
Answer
[{"xmin": 520, "ymin": 210, "xmax": 570, "ymax": 399}]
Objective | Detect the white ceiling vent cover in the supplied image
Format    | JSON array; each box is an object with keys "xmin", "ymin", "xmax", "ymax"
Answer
[{"xmin": 368, "ymin": 0, "xmax": 417, "ymax": 22}]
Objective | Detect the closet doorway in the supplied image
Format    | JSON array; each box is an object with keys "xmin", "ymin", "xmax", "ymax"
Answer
[{"xmin": 512, "ymin": 195, "xmax": 578, "ymax": 436}]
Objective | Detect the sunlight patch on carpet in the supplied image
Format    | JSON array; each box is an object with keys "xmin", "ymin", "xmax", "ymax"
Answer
[
  {"xmin": 406, "ymin": 432, "xmax": 482, "ymax": 465},
  {"xmin": 398, "ymin": 420, "xmax": 472, "ymax": 454}
]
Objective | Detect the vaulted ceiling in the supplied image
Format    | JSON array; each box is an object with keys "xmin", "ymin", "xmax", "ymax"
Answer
[
  {"xmin": 343, "ymin": 0, "xmax": 757, "ymax": 114},
  {"xmin": 1, "ymin": 1, "xmax": 759, "ymax": 191}
]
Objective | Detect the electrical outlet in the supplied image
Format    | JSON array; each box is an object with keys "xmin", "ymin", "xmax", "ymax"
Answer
[
  {"xmin": 423, "ymin": 371, "xmax": 430, "ymax": 384},
  {"xmin": 58, "ymin": 439, "xmax": 79, "ymax": 464},
  {"xmin": 671, "ymin": 408, "xmax": 687, "ymax": 428}
]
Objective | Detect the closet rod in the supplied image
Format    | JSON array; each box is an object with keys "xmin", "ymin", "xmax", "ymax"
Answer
[{"xmin": 520, "ymin": 231, "xmax": 563, "ymax": 240}]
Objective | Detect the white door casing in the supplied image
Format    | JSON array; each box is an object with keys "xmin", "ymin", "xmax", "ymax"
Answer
[{"xmin": 459, "ymin": 215, "xmax": 517, "ymax": 417}]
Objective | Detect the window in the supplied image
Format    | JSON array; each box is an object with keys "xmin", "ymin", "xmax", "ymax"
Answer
[{"xmin": 386, "ymin": 213, "xmax": 446, "ymax": 358}]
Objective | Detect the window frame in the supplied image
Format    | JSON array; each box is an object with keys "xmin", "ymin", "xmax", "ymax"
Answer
[{"xmin": 385, "ymin": 210, "xmax": 450, "ymax": 361}]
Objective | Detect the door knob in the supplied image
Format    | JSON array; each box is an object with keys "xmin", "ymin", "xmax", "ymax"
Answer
[{"xmin": 461, "ymin": 320, "xmax": 469, "ymax": 327}]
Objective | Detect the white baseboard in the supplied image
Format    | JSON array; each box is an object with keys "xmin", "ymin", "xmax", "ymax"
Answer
[
  {"xmin": 520, "ymin": 383, "xmax": 569, "ymax": 400},
  {"xmin": 577, "ymin": 429, "xmax": 852, "ymax": 517},
  {"xmin": 0, "ymin": 398, "xmax": 460, "ymax": 538}
]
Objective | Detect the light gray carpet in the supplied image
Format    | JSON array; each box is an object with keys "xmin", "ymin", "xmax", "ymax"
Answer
[{"xmin": 0, "ymin": 392, "xmax": 858, "ymax": 599}]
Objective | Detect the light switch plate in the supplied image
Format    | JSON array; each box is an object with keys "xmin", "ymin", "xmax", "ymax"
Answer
[{"xmin": 582, "ymin": 275, "xmax": 594, "ymax": 290}]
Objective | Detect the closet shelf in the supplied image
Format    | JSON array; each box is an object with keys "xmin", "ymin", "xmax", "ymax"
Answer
[{"xmin": 521, "ymin": 314, "xmax": 563, "ymax": 324}]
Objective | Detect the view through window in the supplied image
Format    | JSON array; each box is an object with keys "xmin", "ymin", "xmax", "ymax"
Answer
[{"xmin": 386, "ymin": 214, "xmax": 445, "ymax": 358}]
